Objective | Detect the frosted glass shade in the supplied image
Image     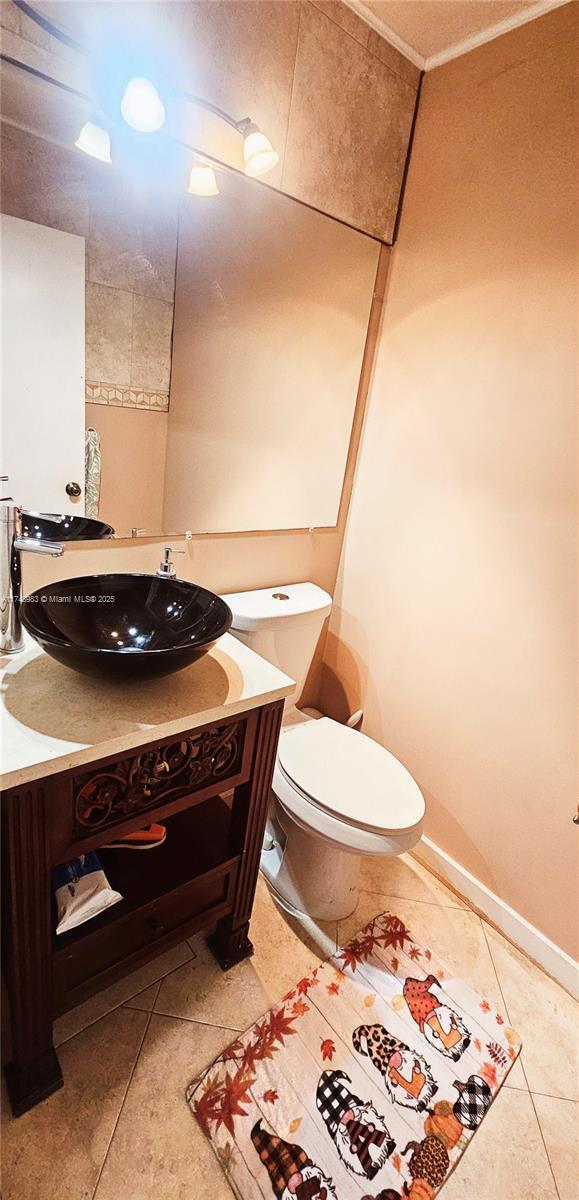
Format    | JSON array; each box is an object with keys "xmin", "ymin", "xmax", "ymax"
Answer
[
  {"xmin": 74, "ymin": 122, "xmax": 112, "ymax": 163},
  {"xmin": 243, "ymin": 129, "xmax": 279, "ymax": 177},
  {"xmin": 188, "ymin": 162, "xmax": 220, "ymax": 196}
]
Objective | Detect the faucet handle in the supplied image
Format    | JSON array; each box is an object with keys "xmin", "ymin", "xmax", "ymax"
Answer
[{"xmin": 131, "ymin": 527, "xmax": 147, "ymax": 537}]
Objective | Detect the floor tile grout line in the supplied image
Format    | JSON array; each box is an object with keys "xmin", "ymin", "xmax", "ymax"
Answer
[
  {"xmin": 481, "ymin": 920, "xmax": 562, "ymax": 1200},
  {"xmin": 91, "ymin": 1005, "xmax": 155, "ymax": 1200},
  {"xmin": 481, "ymin": 917, "xmax": 515, "ymax": 1026},
  {"xmin": 55, "ymin": 951, "xmax": 196, "ymax": 1049},
  {"xmin": 123, "ymin": 977, "xmax": 163, "ymax": 1016},
  {"xmin": 526, "ymin": 1087, "xmax": 563, "ymax": 1200},
  {"xmin": 137, "ymin": 1007, "xmax": 245, "ymax": 1035},
  {"xmin": 359, "ymin": 887, "xmax": 466, "ymax": 909}
]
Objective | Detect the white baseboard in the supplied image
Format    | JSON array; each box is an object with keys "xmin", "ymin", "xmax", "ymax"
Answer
[{"xmin": 414, "ymin": 836, "xmax": 579, "ymax": 1000}]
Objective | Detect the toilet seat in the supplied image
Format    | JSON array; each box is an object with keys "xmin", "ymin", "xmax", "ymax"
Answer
[{"xmin": 276, "ymin": 717, "xmax": 425, "ymax": 836}]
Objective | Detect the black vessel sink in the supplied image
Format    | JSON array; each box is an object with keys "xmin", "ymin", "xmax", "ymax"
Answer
[
  {"xmin": 21, "ymin": 574, "xmax": 232, "ymax": 680},
  {"xmin": 21, "ymin": 512, "xmax": 115, "ymax": 542}
]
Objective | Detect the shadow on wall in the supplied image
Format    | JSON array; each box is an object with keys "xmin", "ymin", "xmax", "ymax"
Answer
[
  {"xmin": 416, "ymin": 786, "xmax": 507, "ymax": 900},
  {"xmin": 318, "ymin": 615, "xmax": 370, "ymax": 725},
  {"xmin": 321, "ymin": 610, "xmax": 506, "ymax": 897}
]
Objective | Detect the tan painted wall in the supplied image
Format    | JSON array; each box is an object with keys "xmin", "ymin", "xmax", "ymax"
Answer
[
  {"xmin": 85, "ymin": 404, "xmax": 168, "ymax": 538},
  {"xmin": 166, "ymin": 170, "xmax": 379, "ymax": 533},
  {"xmin": 320, "ymin": 5, "xmax": 579, "ymax": 956}
]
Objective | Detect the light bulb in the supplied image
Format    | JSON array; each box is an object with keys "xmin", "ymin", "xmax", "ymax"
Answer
[
  {"xmin": 187, "ymin": 160, "xmax": 219, "ymax": 196},
  {"xmin": 243, "ymin": 126, "xmax": 279, "ymax": 177},
  {"xmin": 74, "ymin": 121, "xmax": 112, "ymax": 163},
  {"xmin": 121, "ymin": 77, "xmax": 165, "ymax": 133}
]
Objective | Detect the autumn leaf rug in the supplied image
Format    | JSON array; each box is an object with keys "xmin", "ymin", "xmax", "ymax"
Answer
[{"xmin": 187, "ymin": 910, "xmax": 522, "ymax": 1199}]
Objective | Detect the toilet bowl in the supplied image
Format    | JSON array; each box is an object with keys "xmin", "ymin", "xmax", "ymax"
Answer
[
  {"xmin": 265, "ymin": 712, "xmax": 425, "ymax": 920},
  {"xmin": 222, "ymin": 583, "xmax": 425, "ymax": 921}
]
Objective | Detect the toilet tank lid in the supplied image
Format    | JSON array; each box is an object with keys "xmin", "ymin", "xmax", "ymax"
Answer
[{"xmin": 221, "ymin": 582, "xmax": 332, "ymax": 631}]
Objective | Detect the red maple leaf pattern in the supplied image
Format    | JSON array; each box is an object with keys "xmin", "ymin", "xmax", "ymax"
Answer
[
  {"xmin": 192, "ymin": 995, "xmax": 309, "ymax": 1137},
  {"xmin": 194, "ymin": 1069, "xmax": 255, "ymax": 1137},
  {"xmin": 267, "ymin": 1007, "xmax": 297, "ymax": 1046},
  {"xmin": 194, "ymin": 1074, "xmax": 223, "ymax": 1135},
  {"xmin": 263, "ymin": 1089, "xmax": 278, "ymax": 1104},
  {"xmin": 326, "ymin": 982, "xmax": 340, "ymax": 995},
  {"xmin": 380, "ymin": 914, "xmax": 414, "ymax": 951},
  {"xmin": 292, "ymin": 998, "xmax": 310, "ymax": 1017},
  {"xmin": 338, "ymin": 913, "xmax": 418, "ymax": 973},
  {"xmin": 496, "ymin": 1014, "xmax": 504, "ymax": 1025},
  {"xmin": 480, "ymin": 1000, "xmax": 491, "ymax": 1013},
  {"xmin": 338, "ymin": 944, "xmax": 360, "ymax": 972},
  {"xmin": 320, "ymin": 1038, "xmax": 336, "ymax": 1061},
  {"xmin": 219, "ymin": 1071, "xmax": 255, "ymax": 1135}
]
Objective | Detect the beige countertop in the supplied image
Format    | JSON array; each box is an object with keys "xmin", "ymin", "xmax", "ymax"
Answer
[{"xmin": 0, "ymin": 632, "xmax": 294, "ymax": 791}]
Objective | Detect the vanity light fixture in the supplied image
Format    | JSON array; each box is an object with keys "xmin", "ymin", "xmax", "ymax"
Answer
[
  {"xmin": 120, "ymin": 77, "xmax": 166, "ymax": 132},
  {"xmin": 173, "ymin": 92, "xmax": 280, "ymax": 184},
  {"xmin": 241, "ymin": 121, "xmax": 279, "ymax": 178},
  {"xmin": 74, "ymin": 120, "xmax": 112, "ymax": 164},
  {"xmin": 3, "ymin": 49, "xmax": 278, "ymax": 190},
  {"xmin": 187, "ymin": 157, "xmax": 220, "ymax": 196}
]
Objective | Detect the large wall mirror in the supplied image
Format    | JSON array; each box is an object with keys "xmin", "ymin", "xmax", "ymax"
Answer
[{"xmin": 1, "ymin": 55, "xmax": 380, "ymax": 536}]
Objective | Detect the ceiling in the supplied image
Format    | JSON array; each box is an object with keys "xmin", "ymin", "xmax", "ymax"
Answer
[{"xmin": 347, "ymin": 0, "xmax": 569, "ymax": 68}]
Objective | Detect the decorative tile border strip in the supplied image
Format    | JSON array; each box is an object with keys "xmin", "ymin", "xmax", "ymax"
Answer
[{"xmin": 85, "ymin": 381, "xmax": 169, "ymax": 412}]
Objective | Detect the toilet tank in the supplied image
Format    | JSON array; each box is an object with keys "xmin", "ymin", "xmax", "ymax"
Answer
[{"xmin": 221, "ymin": 582, "xmax": 332, "ymax": 706}]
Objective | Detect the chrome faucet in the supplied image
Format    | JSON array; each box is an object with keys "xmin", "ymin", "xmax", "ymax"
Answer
[{"xmin": 0, "ymin": 486, "xmax": 65, "ymax": 654}]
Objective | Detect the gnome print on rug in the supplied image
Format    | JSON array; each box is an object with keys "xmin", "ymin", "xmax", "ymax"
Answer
[
  {"xmin": 251, "ymin": 1120, "xmax": 337, "ymax": 1200},
  {"xmin": 403, "ymin": 976, "xmax": 471, "ymax": 1062},
  {"xmin": 352, "ymin": 1025, "xmax": 438, "ymax": 1113},
  {"xmin": 188, "ymin": 909, "xmax": 522, "ymax": 1199},
  {"xmin": 316, "ymin": 1069, "xmax": 395, "ymax": 1180}
]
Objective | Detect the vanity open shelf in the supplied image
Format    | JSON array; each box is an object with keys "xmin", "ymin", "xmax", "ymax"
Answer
[{"xmin": 52, "ymin": 798, "xmax": 238, "ymax": 1013}]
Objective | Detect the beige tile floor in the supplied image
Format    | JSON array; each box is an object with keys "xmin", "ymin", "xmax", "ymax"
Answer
[{"xmin": 2, "ymin": 855, "xmax": 577, "ymax": 1200}]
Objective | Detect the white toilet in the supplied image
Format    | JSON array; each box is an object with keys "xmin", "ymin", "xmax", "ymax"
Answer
[{"xmin": 222, "ymin": 582, "xmax": 425, "ymax": 921}]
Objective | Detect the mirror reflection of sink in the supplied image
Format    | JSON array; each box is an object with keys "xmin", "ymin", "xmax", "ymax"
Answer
[
  {"xmin": 20, "ymin": 574, "xmax": 232, "ymax": 680},
  {"xmin": 20, "ymin": 512, "xmax": 115, "ymax": 541}
]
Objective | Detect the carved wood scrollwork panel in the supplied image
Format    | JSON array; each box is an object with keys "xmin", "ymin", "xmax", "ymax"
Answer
[{"xmin": 72, "ymin": 721, "xmax": 244, "ymax": 837}]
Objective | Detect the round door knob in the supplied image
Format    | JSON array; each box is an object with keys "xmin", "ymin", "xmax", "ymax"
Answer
[{"xmin": 65, "ymin": 481, "xmax": 82, "ymax": 497}]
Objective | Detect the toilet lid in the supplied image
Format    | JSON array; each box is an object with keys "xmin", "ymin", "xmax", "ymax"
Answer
[{"xmin": 278, "ymin": 717, "xmax": 425, "ymax": 834}]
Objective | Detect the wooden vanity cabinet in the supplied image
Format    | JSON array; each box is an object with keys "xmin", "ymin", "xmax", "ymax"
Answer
[{"xmin": 2, "ymin": 698, "xmax": 284, "ymax": 1116}]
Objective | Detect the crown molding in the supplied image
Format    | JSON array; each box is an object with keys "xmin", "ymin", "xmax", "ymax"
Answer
[
  {"xmin": 342, "ymin": 0, "xmax": 570, "ymax": 73},
  {"xmin": 342, "ymin": 0, "xmax": 426, "ymax": 68}
]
